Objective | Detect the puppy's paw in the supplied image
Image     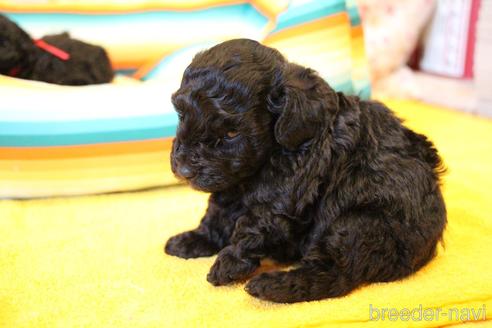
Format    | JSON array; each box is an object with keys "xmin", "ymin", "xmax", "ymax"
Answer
[
  {"xmin": 207, "ymin": 246, "xmax": 259, "ymax": 286},
  {"xmin": 165, "ymin": 230, "xmax": 220, "ymax": 259},
  {"xmin": 245, "ymin": 271, "xmax": 309, "ymax": 303}
]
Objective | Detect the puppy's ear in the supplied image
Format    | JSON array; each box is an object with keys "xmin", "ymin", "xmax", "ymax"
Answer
[{"xmin": 267, "ymin": 63, "xmax": 336, "ymax": 151}]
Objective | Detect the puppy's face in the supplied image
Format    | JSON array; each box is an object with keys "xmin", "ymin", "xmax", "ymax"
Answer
[
  {"xmin": 0, "ymin": 14, "xmax": 33, "ymax": 74},
  {"xmin": 171, "ymin": 96, "xmax": 274, "ymax": 192},
  {"xmin": 171, "ymin": 39, "xmax": 337, "ymax": 192},
  {"xmin": 171, "ymin": 39, "xmax": 280, "ymax": 192}
]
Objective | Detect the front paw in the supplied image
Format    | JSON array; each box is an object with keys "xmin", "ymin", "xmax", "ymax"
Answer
[
  {"xmin": 165, "ymin": 230, "xmax": 220, "ymax": 259},
  {"xmin": 245, "ymin": 271, "xmax": 307, "ymax": 303},
  {"xmin": 207, "ymin": 247, "xmax": 259, "ymax": 286}
]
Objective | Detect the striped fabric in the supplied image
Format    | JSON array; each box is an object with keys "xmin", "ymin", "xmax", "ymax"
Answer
[
  {"xmin": 264, "ymin": 0, "xmax": 370, "ymax": 96},
  {"xmin": 0, "ymin": 76, "xmax": 178, "ymax": 198},
  {"xmin": 141, "ymin": 0, "xmax": 371, "ymax": 97},
  {"xmin": 346, "ymin": 0, "xmax": 371, "ymax": 98},
  {"xmin": 1, "ymin": 0, "xmax": 288, "ymax": 71},
  {"xmin": 0, "ymin": 0, "xmax": 371, "ymax": 198}
]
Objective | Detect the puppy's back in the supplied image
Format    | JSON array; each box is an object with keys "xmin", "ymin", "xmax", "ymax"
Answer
[
  {"xmin": 358, "ymin": 100, "xmax": 445, "ymax": 179},
  {"xmin": 36, "ymin": 33, "xmax": 114, "ymax": 85}
]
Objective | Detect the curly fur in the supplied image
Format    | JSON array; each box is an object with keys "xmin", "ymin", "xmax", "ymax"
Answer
[
  {"xmin": 0, "ymin": 14, "xmax": 113, "ymax": 85},
  {"xmin": 165, "ymin": 39, "xmax": 447, "ymax": 303}
]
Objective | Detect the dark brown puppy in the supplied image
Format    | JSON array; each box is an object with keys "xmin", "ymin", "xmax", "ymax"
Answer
[
  {"xmin": 165, "ymin": 39, "xmax": 446, "ymax": 303},
  {"xmin": 0, "ymin": 14, "xmax": 113, "ymax": 85}
]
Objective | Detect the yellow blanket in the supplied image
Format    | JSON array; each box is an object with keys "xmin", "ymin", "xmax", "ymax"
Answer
[{"xmin": 1, "ymin": 99, "xmax": 491, "ymax": 327}]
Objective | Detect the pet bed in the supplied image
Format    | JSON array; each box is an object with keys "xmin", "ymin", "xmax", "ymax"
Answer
[
  {"xmin": 0, "ymin": 0, "xmax": 371, "ymax": 198},
  {"xmin": 0, "ymin": 99, "xmax": 491, "ymax": 327},
  {"xmin": 0, "ymin": 75, "xmax": 178, "ymax": 198}
]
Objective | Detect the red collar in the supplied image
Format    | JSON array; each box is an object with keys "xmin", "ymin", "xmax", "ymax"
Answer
[
  {"xmin": 34, "ymin": 39, "xmax": 70, "ymax": 61},
  {"xmin": 7, "ymin": 39, "xmax": 70, "ymax": 78}
]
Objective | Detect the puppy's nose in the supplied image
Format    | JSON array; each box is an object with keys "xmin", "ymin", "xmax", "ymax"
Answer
[{"xmin": 178, "ymin": 165, "xmax": 195, "ymax": 179}]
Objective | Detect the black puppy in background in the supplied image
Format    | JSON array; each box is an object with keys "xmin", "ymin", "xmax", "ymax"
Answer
[
  {"xmin": 0, "ymin": 14, "xmax": 113, "ymax": 85},
  {"xmin": 165, "ymin": 39, "xmax": 447, "ymax": 303}
]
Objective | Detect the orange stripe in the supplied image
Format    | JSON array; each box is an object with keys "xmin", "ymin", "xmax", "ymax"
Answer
[
  {"xmin": 0, "ymin": 138, "xmax": 174, "ymax": 160},
  {"xmin": 351, "ymin": 25, "xmax": 363, "ymax": 39},
  {"xmin": 264, "ymin": 25, "xmax": 351, "ymax": 52},
  {"xmin": 264, "ymin": 12, "xmax": 349, "ymax": 44},
  {"xmin": 133, "ymin": 49, "xmax": 176, "ymax": 80},
  {"xmin": 108, "ymin": 43, "xmax": 184, "ymax": 71},
  {"xmin": 0, "ymin": 152, "xmax": 170, "ymax": 171},
  {"xmin": 0, "ymin": 162, "xmax": 169, "ymax": 180}
]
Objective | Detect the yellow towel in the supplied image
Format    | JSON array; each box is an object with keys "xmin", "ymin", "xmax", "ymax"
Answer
[{"xmin": 1, "ymin": 99, "xmax": 491, "ymax": 327}]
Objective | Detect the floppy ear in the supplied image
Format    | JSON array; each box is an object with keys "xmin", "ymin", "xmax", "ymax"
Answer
[{"xmin": 267, "ymin": 63, "xmax": 336, "ymax": 151}]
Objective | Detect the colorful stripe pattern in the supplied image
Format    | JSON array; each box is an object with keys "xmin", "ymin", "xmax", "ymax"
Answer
[
  {"xmin": 0, "ymin": 0, "xmax": 371, "ymax": 198},
  {"xmin": 346, "ymin": 0, "xmax": 371, "ymax": 98},
  {"xmin": 1, "ymin": 0, "xmax": 287, "ymax": 70},
  {"xmin": 0, "ymin": 76, "xmax": 178, "ymax": 198},
  {"xmin": 141, "ymin": 0, "xmax": 372, "ymax": 97},
  {"xmin": 263, "ymin": 0, "xmax": 370, "ymax": 96}
]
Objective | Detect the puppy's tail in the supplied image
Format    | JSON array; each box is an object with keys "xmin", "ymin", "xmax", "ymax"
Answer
[{"xmin": 404, "ymin": 128, "xmax": 447, "ymax": 178}]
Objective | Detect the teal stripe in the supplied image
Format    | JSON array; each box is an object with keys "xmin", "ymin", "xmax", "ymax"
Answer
[
  {"xmin": 0, "ymin": 126, "xmax": 177, "ymax": 147},
  {"xmin": 347, "ymin": 6, "xmax": 361, "ymax": 26},
  {"xmin": 0, "ymin": 114, "xmax": 177, "ymax": 135},
  {"xmin": 272, "ymin": 1, "xmax": 346, "ymax": 33},
  {"xmin": 5, "ymin": 4, "xmax": 267, "ymax": 29},
  {"xmin": 356, "ymin": 85, "xmax": 372, "ymax": 100},
  {"xmin": 329, "ymin": 79, "xmax": 355, "ymax": 95},
  {"xmin": 116, "ymin": 69, "xmax": 137, "ymax": 76}
]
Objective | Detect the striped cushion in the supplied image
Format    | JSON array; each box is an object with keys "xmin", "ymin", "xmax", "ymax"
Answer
[{"xmin": 0, "ymin": 76, "xmax": 178, "ymax": 198}]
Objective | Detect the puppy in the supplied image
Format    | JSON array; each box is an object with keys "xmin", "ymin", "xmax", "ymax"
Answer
[
  {"xmin": 165, "ymin": 39, "xmax": 446, "ymax": 303},
  {"xmin": 0, "ymin": 14, "xmax": 113, "ymax": 85}
]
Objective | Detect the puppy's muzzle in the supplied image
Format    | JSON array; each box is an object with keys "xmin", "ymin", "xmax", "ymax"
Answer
[{"xmin": 177, "ymin": 164, "xmax": 196, "ymax": 179}]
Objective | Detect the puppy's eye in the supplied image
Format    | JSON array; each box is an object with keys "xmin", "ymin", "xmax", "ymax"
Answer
[{"xmin": 224, "ymin": 131, "xmax": 240, "ymax": 140}]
